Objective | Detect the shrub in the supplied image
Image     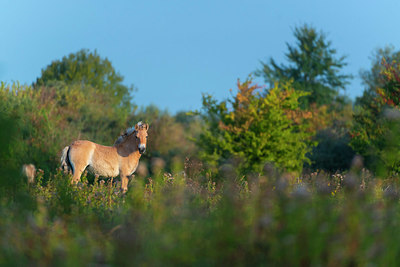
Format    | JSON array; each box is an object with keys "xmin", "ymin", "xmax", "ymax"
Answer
[{"xmin": 196, "ymin": 78, "xmax": 316, "ymax": 174}]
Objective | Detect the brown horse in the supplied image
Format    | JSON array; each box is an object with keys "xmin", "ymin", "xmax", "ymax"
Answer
[
  {"xmin": 60, "ymin": 121, "xmax": 149, "ymax": 192},
  {"xmin": 22, "ymin": 164, "xmax": 36, "ymax": 184}
]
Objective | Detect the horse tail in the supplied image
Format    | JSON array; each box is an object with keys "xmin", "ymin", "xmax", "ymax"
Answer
[{"xmin": 60, "ymin": 146, "xmax": 73, "ymax": 174}]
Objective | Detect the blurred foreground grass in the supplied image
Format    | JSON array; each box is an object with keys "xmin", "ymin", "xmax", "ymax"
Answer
[{"xmin": 1, "ymin": 165, "xmax": 400, "ymax": 266}]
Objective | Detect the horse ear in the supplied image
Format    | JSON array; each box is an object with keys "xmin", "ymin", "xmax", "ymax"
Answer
[
  {"xmin": 135, "ymin": 124, "xmax": 139, "ymax": 131},
  {"xmin": 145, "ymin": 123, "xmax": 149, "ymax": 130}
]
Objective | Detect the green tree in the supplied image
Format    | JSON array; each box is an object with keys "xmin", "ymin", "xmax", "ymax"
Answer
[
  {"xmin": 356, "ymin": 46, "xmax": 400, "ymax": 108},
  {"xmin": 36, "ymin": 49, "xmax": 134, "ymax": 109},
  {"xmin": 255, "ymin": 25, "xmax": 352, "ymax": 108},
  {"xmin": 197, "ymin": 78, "xmax": 315, "ymax": 174},
  {"xmin": 351, "ymin": 56, "xmax": 400, "ymax": 175}
]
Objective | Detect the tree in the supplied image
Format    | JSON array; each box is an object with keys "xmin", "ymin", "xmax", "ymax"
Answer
[
  {"xmin": 351, "ymin": 56, "xmax": 400, "ymax": 175},
  {"xmin": 356, "ymin": 46, "xmax": 400, "ymax": 108},
  {"xmin": 197, "ymin": 78, "xmax": 315, "ymax": 174},
  {"xmin": 36, "ymin": 49, "xmax": 134, "ymax": 109},
  {"xmin": 255, "ymin": 25, "xmax": 352, "ymax": 108}
]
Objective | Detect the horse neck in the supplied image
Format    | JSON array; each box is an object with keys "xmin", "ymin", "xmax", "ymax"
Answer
[{"xmin": 115, "ymin": 135, "xmax": 140, "ymax": 157}]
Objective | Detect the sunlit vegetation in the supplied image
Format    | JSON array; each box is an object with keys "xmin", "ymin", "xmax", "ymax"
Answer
[{"xmin": 2, "ymin": 25, "xmax": 400, "ymax": 265}]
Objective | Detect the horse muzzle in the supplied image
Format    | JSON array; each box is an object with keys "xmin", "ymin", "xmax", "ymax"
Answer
[{"xmin": 138, "ymin": 145, "xmax": 146, "ymax": 154}]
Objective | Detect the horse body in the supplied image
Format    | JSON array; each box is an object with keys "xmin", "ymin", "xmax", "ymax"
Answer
[
  {"xmin": 22, "ymin": 164, "xmax": 36, "ymax": 184},
  {"xmin": 61, "ymin": 122, "xmax": 148, "ymax": 192}
]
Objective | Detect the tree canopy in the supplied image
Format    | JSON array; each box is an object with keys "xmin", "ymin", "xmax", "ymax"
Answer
[
  {"xmin": 255, "ymin": 25, "xmax": 352, "ymax": 108},
  {"xmin": 36, "ymin": 49, "xmax": 134, "ymax": 109},
  {"xmin": 356, "ymin": 46, "xmax": 400, "ymax": 108}
]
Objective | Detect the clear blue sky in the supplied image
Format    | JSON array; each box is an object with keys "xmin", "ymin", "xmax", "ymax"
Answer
[{"xmin": 1, "ymin": 0, "xmax": 400, "ymax": 113}]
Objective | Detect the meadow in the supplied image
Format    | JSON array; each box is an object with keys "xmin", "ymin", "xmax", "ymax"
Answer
[
  {"xmin": 2, "ymin": 163, "xmax": 400, "ymax": 266},
  {"xmin": 2, "ymin": 25, "xmax": 400, "ymax": 266}
]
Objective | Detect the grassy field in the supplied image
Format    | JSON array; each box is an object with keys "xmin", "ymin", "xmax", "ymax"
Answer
[
  {"xmin": 1, "ymin": 164, "xmax": 400, "ymax": 266},
  {"xmin": 2, "ymin": 20, "xmax": 400, "ymax": 266}
]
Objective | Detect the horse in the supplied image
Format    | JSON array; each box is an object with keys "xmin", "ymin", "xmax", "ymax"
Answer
[
  {"xmin": 60, "ymin": 121, "xmax": 149, "ymax": 192},
  {"xmin": 22, "ymin": 164, "xmax": 36, "ymax": 184}
]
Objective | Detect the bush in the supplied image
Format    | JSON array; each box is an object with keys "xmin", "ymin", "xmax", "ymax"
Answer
[{"xmin": 196, "ymin": 78, "xmax": 316, "ymax": 174}]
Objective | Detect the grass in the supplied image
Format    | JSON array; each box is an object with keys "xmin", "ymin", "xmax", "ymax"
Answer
[{"xmin": 1, "ymin": 165, "xmax": 400, "ymax": 266}]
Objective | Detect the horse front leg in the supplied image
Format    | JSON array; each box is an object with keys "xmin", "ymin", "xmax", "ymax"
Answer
[{"xmin": 121, "ymin": 175, "xmax": 129, "ymax": 193}]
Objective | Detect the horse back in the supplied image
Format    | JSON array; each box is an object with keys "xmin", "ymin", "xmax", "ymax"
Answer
[{"xmin": 69, "ymin": 140, "xmax": 119, "ymax": 177}]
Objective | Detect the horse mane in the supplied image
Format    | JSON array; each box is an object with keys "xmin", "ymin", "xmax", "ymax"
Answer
[{"xmin": 114, "ymin": 121, "xmax": 144, "ymax": 146}]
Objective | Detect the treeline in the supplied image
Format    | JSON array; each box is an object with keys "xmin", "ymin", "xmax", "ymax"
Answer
[{"xmin": 1, "ymin": 25, "xmax": 400, "ymax": 181}]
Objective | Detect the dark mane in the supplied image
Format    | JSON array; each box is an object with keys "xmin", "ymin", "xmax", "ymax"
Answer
[{"xmin": 114, "ymin": 121, "xmax": 144, "ymax": 145}]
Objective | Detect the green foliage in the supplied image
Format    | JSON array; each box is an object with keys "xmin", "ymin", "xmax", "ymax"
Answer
[
  {"xmin": 356, "ymin": 46, "xmax": 400, "ymax": 108},
  {"xmin": 0, "ymin": 49, "xmax": 137, "ymax": 174},
  {"xmin": 256, "ymin": 24, "xmax": 352, "ymax": 108},
  {"xmin": 36, "ymin": 49, "xmax": 134, "ymax": 109},
  {"xmin": 197, "ymin": 78, "xmax": 315, "ymax": 174},
  {"xmin": 0, "ymin": 81, "xmax": 130, "ymax": 174},
  {"xmin": 129, "ymin": 105, "xmax": 200, "ymax": 172},
  {"xmin": 3, "ymin": 164, "xmax": 400, "ymax": 265},
  {"xmin": 351, "ymin": 56, "xmax": 400, "ymax": 175},
  {"xmin": 0, "ymin": 111, "xmax": 29, "ymax": 201},
  {"xmin": 7, "ymin": 36, "xmax": 400, "ymax": 266},
  {"xmin": 351, "ymin": 47, "xmax": 400, "ymax": 166},
  {"xmin": 255, "ymin": 25, "xmax": 354, "ymax": 172},
  {"xmin": 2, "ymin": 75, "xmax": 400, "ymax": 265}
]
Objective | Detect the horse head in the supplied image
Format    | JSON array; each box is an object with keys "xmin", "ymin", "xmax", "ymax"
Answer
[{"xmin": 134, "ymin": 122, "xmax": 149, "ymax": 154}]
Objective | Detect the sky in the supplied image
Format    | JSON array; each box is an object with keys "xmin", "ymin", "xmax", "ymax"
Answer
[{"xmin": 1, "ymin": 0, "xmax": 400, "ymax": 113}]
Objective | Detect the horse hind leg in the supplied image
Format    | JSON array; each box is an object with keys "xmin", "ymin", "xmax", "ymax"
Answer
[
  {"xmin": 70, "ymin": 159, "xmax": 88, "ymax": 184},
  {"xmin": 71, "ymin": 169, "xmax": 84, "ymax": 184},
  {"xmin": 68, "ymin": 147, "xmax": 90, "ymax": 185}
]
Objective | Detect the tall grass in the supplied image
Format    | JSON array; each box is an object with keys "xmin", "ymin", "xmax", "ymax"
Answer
[{"xmin": 1, "ymin": 165, "xmax": 400, "ymax": 266}]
